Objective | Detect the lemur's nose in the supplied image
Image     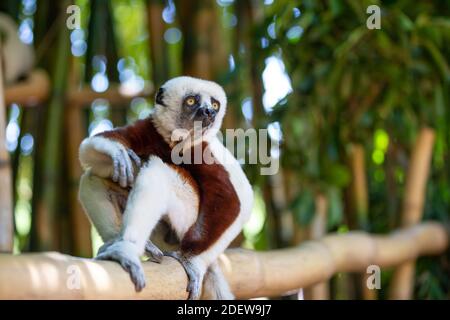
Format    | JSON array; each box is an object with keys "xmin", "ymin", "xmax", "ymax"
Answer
[{"xmin": 202, "ymin": 107, "xmax": 216, "ymax": 118}]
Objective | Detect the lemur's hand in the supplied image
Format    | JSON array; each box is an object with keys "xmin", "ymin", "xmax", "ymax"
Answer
[{"xmin": 109, "ymin": 142, "xmax": 142, "ymax": 188}]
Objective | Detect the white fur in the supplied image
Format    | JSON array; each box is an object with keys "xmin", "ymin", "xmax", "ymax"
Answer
[
  {"xmin": 121, "ymin": 157, "xmax": 171, "ymax": 252},
  {"xmin": 166, "ymin": 168, "xmax": 199, "ymax": 238},
  {"xmin": 121, "ymin": 156, "xmax": 199, "ymax": 253}
]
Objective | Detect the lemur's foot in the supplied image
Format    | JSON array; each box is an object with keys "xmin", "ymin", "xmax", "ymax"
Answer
[
  {"xmin": 96, "ymin": 240, "xmax": 146, "ymax": 292},
  {"xmin": 145, "ymin": 240, "xmax": 164, "ymax": 263},
  {"xmin": 165, "ymin": 251, "xmax": 203, "ymax": 300}
]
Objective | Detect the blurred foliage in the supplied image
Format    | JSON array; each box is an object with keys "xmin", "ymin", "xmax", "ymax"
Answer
[{"xmin": 256, "ymin": 0, "xmax": 449, "ymax": 298}]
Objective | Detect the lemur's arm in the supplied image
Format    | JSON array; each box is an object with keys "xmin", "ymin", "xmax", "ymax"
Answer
[{"xmin": 79, "ymin": 118, "xmax": 170, "ymax": 187}]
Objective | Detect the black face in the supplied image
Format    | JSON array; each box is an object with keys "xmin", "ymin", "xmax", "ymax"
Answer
[{"xmin": 181, "ymin": 93, "xmax": 220, "ymax": 129}]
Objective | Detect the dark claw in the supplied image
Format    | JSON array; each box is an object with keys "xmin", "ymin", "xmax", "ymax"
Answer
[
  {"xmin": 128, "ymin": 149, "xmax": 142, "ymax": 168},
  {"xmin": 145, "ymin": 241, "xmax": 164, "ymax": 263}
]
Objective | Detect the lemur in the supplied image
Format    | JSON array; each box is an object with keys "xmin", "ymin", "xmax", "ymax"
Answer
[
  {"xmin": 0, "ymin": 12, "xmax": 34, "ymax": 85},
  {"xmin": 78, "ymin": 76, "xmax": 254, "ymax": 300}
]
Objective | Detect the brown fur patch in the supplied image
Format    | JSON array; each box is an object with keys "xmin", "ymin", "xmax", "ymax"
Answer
[
  {"xmin": 180, "ymin": 142, "xmax": 241, "ymax": 255},
  {"xmin": 98, "ymin": 118, "xmax": 172, "ymax": 163}
]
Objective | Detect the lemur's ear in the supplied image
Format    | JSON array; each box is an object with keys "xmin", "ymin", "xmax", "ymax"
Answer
[{"xmin": 155, "ymin": 87, "xmax": 166, "ymax": 107}]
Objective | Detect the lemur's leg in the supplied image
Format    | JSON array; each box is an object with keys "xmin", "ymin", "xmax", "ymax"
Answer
[
  {"xmin": 96, "ymin": 156, "xmax": 171, "ymax": 291},
  {"xmin": 79, "ymin": 170, "xmax": 122, "ymax": 243},
  {"xmin": 165, "ymin": 217, "xmax": 243, "ymax": 300},
  {"xmin": 202, "ymin": 260, "xmax": 234, "ymax": 300},
  {"xmin": 79, "ymin": 170, "xmax": 161, "ymax": 260},
  {"xmin": 164, "ymin": 252, "xmax": 235, "ymax": 300}
]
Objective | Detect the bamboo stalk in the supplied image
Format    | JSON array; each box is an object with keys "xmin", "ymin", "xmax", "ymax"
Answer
[
  {"xmin": 389, "ymin": 128, "xmax": 435, "ymax": 299},
  {"xmin": 146, "ymin": 0, "xmax": 169, "ymax": 87},
  {"xmin": 178, "ymin": 1, "xmax": 214, "ymax": 78},
  {"xmin": 348, "ymin": 144, "xmax": 375, "ymax": 299},
  {"xmin": 65, "ymin": 101, "xmax": 92, "ymax": 257},
  {"xmin": 235, "ymin": 0, "xmax": 264, "ymax": 127},
  {"xmin": 307, "ymin": 194, "xmax": 330, "ymax": 300},
  {"xmin": 34, "ymin": 5, "xmax": 71, "ymax": 250},
  {"xmin": 0, "ymin": 39, "xmax": 14, "ymax": 253},
  {"xmin": 270, "ymin": 171, "xmax": 294, "ymax": 246},
  {"xmin": 349, "ymin": 144, "xmax": 369, "ymax": 229},
  {"xmin": 66, "ymin": 57, "xmax": 92, "ymax": 257},
  {"xmin": 0, "ymin": 222, "xmax": 446, "ymax": 299}
]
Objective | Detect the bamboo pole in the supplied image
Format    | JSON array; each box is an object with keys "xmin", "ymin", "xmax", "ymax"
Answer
[
  {"xmin": 66, "ymin": 103, "xmax": 92, "ymax": 257},
  {"xmin": 389, "ymin": 128, "xmax": 435, "ymax": 299},
  {"xmin": 146, "ymin": 0, "xmax": 169, "ymax": 88},
  {"xmin": 235, "ymin": 0, "xmax": 264, "ymax": 127},
  {"xmin": 65, "ymin": 58, "xmax": 92, "ymax": 257},
  {"xmin": 66, "ymin": 84, "xmax": 153, "ymax": 107},
  {"xmin": 348, "ymin": 144, "xmax": 376, "ymax": 299},
  {"xmin": 349, "ymin": 144, "xmax": 369, "ymax": 229},
  {"xmin": 4, "ymin": 70, "xmax": 51, "ymax": 106},
  {"xmin": 0, "ymin": 39, "xmax": 14, "ymax": 253},
  {"xmin": 34, "ymin": 5, "xmax": 71, "ymax": 250},
  {"xmin": 178, "ymin": 1, "xmax": 214, "ymax": 79},
  {"xmin": 307, "ymin": 194, "xmax": 330, "ymax": 300},
  {"xmin": 270, "ymin": 171, "xmax": 294, "ymax": 246},
  {"xmin": 0, "ymin": 222, "xmax": 446, "ymax": 299}
]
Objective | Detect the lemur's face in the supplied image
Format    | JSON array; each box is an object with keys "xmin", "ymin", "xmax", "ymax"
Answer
[{"xmin": 152, "ymin": 76, "xmax": 227, "ymax": 141}]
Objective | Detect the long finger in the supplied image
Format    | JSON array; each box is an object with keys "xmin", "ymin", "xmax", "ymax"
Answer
[
  {"xmin": 118, "ymin": 152, "xmax": 128, "ymax": 188},
  {"xmin": 121, "ymin": 148, "xmax": 134, "ymax": 186},
  {"xmin": 112, "ymin": 156, "xmax": 119, "ymax": 182},
  {"xmin": 128, "ymin": 149, "xmax": 141, "ymax": 168}
]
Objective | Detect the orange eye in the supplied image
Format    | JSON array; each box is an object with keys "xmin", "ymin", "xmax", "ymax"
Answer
[
  {"xmin": 186, "ymin": 97, "xmax": 196, "ymax": 106},
  {"xmin": 212, "ymin": 101, "xmax": 220, "ymax": 110}
]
